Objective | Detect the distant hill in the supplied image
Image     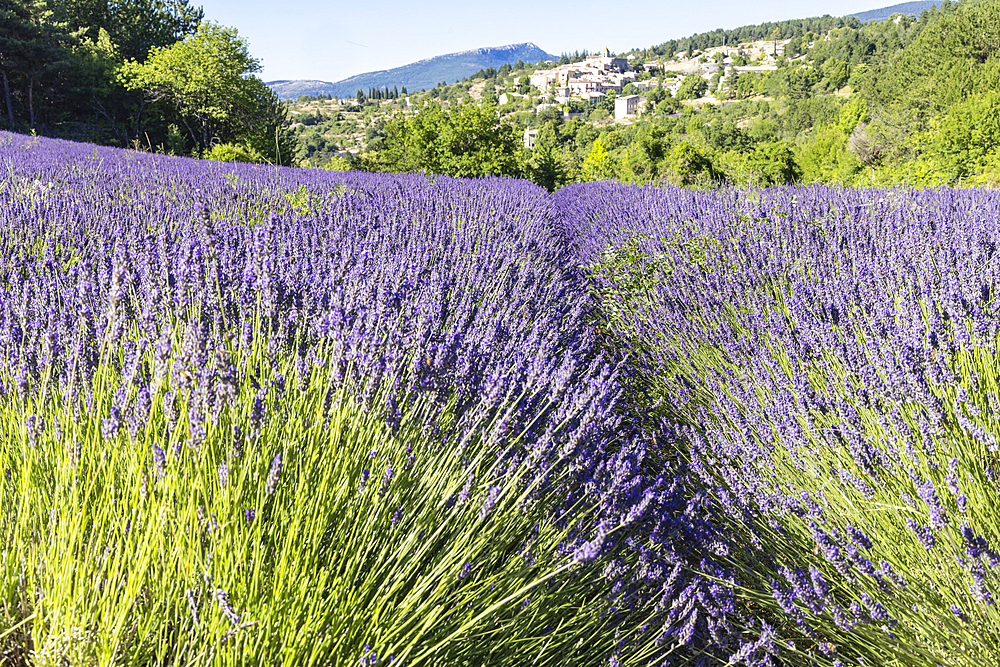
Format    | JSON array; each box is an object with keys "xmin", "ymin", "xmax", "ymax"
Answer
[
  {"xmin": 268, "ymin": 43, "xmax": 557, "ymax": 100},
  {"xmin": 848, "ymin": 1, "xmax": 939, "ymax": 22}
]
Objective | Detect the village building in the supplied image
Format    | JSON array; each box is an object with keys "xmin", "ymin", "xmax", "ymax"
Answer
[
  {"xmin": 585, "ymin": 48, "xmax": 630, "ymax": 72},
  {"xmin": 523, "ymin": 128, "xmax": 539, "ymax": 150},
  {"xmin": 614, "ymin": 94, "xmax": 644, "ymax": 120},
  {"xmin": 529, "ymin": 48, "xmax": 634, "ymax": 106}
]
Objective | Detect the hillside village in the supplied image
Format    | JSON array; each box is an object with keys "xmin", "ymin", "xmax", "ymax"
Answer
[
  {"xmin": 287, "ymin": 38, "xmax": 792, "ymax": 162},
  {"xmin": 524, "ymin": 42, "xmax": 784, "ymax": 119}
]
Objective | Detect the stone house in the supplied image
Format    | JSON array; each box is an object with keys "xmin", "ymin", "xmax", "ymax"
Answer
[{"xmin": 614, "ymin": 94, "xmax": 643, "ymax": 120}]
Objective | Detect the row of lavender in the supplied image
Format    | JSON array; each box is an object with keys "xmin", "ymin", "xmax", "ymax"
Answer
[
  {"xmin": 553, "ymin": 181, "xmax": 1000, "ymax": 665},
  {"xmin": 0, "ymin": 132, "xmax": 757, "ymax": 665}
]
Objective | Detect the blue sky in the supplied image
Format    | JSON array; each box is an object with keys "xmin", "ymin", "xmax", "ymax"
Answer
[{"xmin": 196, "ymin": 0, "xmax": 889, "ymax": 83}]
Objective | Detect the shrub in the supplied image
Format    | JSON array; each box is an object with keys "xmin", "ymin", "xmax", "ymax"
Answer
[{"xmin": 205, "ymin": 142, "xmax": 255, "ymax": 163}]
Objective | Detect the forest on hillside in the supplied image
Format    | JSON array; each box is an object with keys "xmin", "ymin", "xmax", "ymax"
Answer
[{"xmin": 291, "ymin": 0, "xmax": 1000, "ymax": 189}]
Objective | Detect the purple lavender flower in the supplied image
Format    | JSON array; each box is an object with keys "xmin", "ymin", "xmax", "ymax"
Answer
[
  {"xmin": 957, "ymin": 493, "xmax": 968, "ymax": 513},
  {"xmin": 959, "ymin": 522, "xmax": 996, "ymax": 562},
  {"xmin": 379, "ymin": 465, "xmax": 393, "ymax": 496},
  {"xmin": 101, "ymin": 407, "xmax": 121, "ymax": 441},
  {"xmin": 24, "ymin": 415, "xmax": 41, "ymax": 447},
  {"xmin": 573, "ymin": 520, "xmax": 610, "ymax": 563},
  {"xmin": 359, "ymin": 644, "xmax": 378, "ymax": 667},
  {"xmin": 185, "ymin": 588, "xmax": 200, "ymax": 629},
  {"xmin": 215, "ymin": 588, "xmax": 241, "ymax": 626},
  {"xmin": 915, "ymin": 478, "xmax": 948, "ymax": 529},
  {"xmin": 478, "ymin": 485, "xmax": 501, "ymax": 520},
  {"xmin": 265, "ymin": 452, "xmax": 283, "ymax": 495},
  {"xmin": 457, "ymin": 473, "xmax": 474, "ymax": 505},
  {"xmin": 21, "ymin": 135, "xmax": 1000, "ymax": 664},
  {"xmin": 152, "ymin": 445, "xmax": 166, "ymax": 478},
  {"xmin": 906, "ymin": 518, "xmax": 936, "ymax": 549}
]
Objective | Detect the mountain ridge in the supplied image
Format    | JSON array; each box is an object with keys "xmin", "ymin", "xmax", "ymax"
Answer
[
  {"xmin": 848, "ymin": 1, "xmax": 939, "ymax": 22},
  {"xmin": 267, "ymin": 42, "xmax": 557, "ymax": 100}
]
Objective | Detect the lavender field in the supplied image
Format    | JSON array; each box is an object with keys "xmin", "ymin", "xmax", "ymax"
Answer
[{"xmin": 0, "ymin": 131, "xmax": 998, "ymax": 667}]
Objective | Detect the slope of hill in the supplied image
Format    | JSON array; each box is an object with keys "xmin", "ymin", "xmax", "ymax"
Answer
[
  {"xmin": 848, "ymin": 0, "xmax": 939, "ymax": 22},
  {"xmin": 268, "ymin": 43, "xmax": 557, "ymax": 100}
]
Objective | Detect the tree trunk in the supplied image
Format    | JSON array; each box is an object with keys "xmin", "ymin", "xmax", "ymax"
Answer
[
  {"xmin": 1, "ymin": 65, "xmax": 14, "ymax": 129},
  {"xmin": 92, "ymin": 95, "xmax": 124, "ymax": 145},
  {"xmin": 180, "ymin": 116, "xmax": 198, "ymax": 155},
  {"xmin": 130, "ymin": 96, "xmax": 147, "ymax": 146}
]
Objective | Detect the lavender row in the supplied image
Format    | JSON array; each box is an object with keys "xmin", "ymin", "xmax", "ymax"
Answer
[
  {"xmin": 0, "ymin": 132, "xmax": 760, "ymax": 664},
  {"xmin": 555, "ymin": 180, "xmax": 1000, "ymax": 665}
]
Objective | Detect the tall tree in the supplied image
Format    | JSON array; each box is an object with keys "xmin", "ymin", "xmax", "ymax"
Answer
[
  {"xmin": 23, "ymin": 0, "xmax": 71, "ymax": 128},
  {"xmin": 360, "ymin": 102, "xmax": 525, "ymax": 178},
  {"xmin": 581, "ymin": 138, "xmax": 617, "ymax": 182},
  {"xmin": 119, "ymin": 21, "xmax": 261, "ymax": 154},
  {"xmin": 0, "ymin": 0, "xmax": 35, "ymax": 127},
  {"xmin": 240, "ymin": 77, "xmax": 297, "ymax": 165},
  {"xmin": 61, "ymin": 0, "xmax": 203, "ymax": 62},
  {"xmin": 529, "ymin": 124, "xmax": 565, "ymax": 191},
  {"xmin": 0, "ymin": 0, "xmax": 70, "ymax": 129},
  {"xmin": 119, "ymin": 21, "xmax": 294, "ymax": 163}
]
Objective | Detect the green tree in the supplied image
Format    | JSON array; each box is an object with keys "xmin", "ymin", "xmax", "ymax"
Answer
[
  {"xmin": 829, "ymin": 60, "xmax": 850, "ymax": 90},
  {"xmin": 0, "ymin": 0, "xmax": 39, "ymax": 128},
  {"xmin": 62, "ymin": 27, "xmax": 127, "ymax": 141},
  {"xmin": 734, "ymin": 70, "xmax": 760, "ymax": 99},
  {"xmin": 361, "ymin": 102, "xmax": 525, "ymax": 178},
  {"xmin": 795, "ymin": 96, "xmax": 866, "ymax": 183},
  {"xmin": 581, "ymin": 137, "xmax": 618, "ymax": 181},
  {"xmin": 769, "ymin": 27, "xmax": 782, "ymax": 56},
  {"xmin": 59, "ymin": 0, "xmax": 202, "ymax": 62},
  {"xmin": 644, "ymin": 86, "xmax": 667, "ymax": 112},
  {"xmin": 676, "ymin": 74, "xmax": 707, "ymax": 100},
  {"xmin": 748, "ymin": 140, "xmax": 801, "ymax": 185},
  {"xmin": 529, "ymin": 123, "xmax": 565, "ymax": 191},
  {"xmin": 240, "ymin": 77, "xmax": 298, "ymax": 166},
  {"xmin": 665, "ymin": 141, "xmax": 716, "ymax": 186},
  {"xmin": 861, "ymin": 0, "xmax": 997, "ymax": 114},
  {"xmin": 319, "ymin": 154, "xmax": 351, "ymax": 171},
  {"xmin": 929, "ymin": 91, "xmax": 1000, "ymax": 181},
  {"xmin": 0, "ymin": 0, "xmax": 71, "ymax": 129},
  {"xmin": 785, "ymin": 66, "xmax": 817, "ymax": 99},
  {"xmin": 621, "ymin": 125, "xmax": 671, "ymax": 183},
  {"xmin": 119, "ymin": 22, "xmax": 277, "ymax": 157},
  {"xmin": 796, "ymin": 124, "xmax": 862, "ymax": 183}
]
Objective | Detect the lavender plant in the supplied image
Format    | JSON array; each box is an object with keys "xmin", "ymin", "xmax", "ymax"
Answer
[
  {"xmin": 560, "ymin": 180, "xmax": 1000, "ymax": 666},
  {"xmin": 14, "ymin": 128, "xmax": 999, "ymax": 667},
  {"xmin": 0, "ymin": 132, "xmax": 737, "ymax": 666}
]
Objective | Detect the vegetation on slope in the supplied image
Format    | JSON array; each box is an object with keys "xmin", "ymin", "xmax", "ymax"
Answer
[{"xmin": 286, "ymin": 0, "xmax": 1000, "ymax": 189}]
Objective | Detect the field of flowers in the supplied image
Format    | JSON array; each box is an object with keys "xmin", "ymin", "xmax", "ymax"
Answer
[
  {"xmin": 0, "ymin": 131, "xmax": 998, "ymax": 666},
  {"xmin": 554, "ymin": 182, "xmax": 1000, "ymax": 666}
]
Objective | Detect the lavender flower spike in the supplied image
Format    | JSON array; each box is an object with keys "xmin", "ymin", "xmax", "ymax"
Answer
[{"xmin": 266, "ymin": 452, "xmax": 283, "ymax": 495}]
